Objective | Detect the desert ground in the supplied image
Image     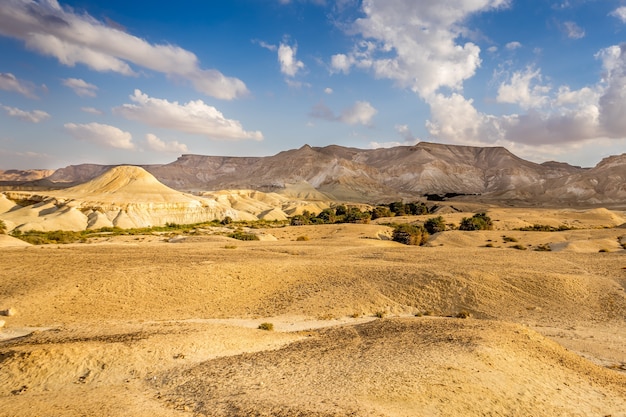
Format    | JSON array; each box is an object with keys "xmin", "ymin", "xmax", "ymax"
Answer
[{"xmin": 1, "ymin": 207, "xmax": 626, "ymax": 416}]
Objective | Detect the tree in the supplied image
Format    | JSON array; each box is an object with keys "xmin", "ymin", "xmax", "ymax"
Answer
[
  {"xmin": 392, "ymin": 223, "xmax": 428, "ymax": 246},
  {"xmin": 424, "ymin": 216, "xmax": 446, "ymax": 234},
  {"xmin": 459, "ymin": 213, "xmax": 493, "ymax": 231},
  {"xmin": 371, "ymin": 206, "xmax": 392, "ymax": 220},
  {"xmin": 317, "ymin": 208, "xmax": 337, "ymax": 223}
]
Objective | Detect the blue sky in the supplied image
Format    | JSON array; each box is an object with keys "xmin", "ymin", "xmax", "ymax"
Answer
[{"xmin": 1, "ymin": 0, "xmax": 625, "ymax": 170}]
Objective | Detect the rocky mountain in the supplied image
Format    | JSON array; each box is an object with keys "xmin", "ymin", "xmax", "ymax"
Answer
[
  {"xmin": 6, "ymin": 142, "xmax": 626, "ymax": 206},
  {"xmin": 0, "ymin": 169, "xmax": 55, "ymax": 182}
]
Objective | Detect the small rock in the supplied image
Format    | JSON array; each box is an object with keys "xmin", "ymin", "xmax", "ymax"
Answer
[{"xmin": 0, "ymin": 307, "xmax": 16, "ymax": 317}]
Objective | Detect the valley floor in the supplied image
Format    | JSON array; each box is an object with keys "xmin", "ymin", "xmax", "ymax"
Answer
[{"xmin": 1, "ymin": 209, "xmax": 625, "ymax": 416}]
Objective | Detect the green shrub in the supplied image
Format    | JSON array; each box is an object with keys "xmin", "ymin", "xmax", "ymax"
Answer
[
  {"xmin": 392, "ymin": 223, "xmax": 428, "ymax": 246},
  {"xmin": 424, "ymin": 216, "xmax": 446, "ymax": 234},
  {"xmin": 459, "ymin": 213, "xmax": 493, "ymax": 231},
  {"xmin": 516, "ymin": 224, "xmax": 572, "ymax": 232},
  {"xmin": 228, "ymin": 229, "xmax": 259, "ymax": 241},
  {"xmin": 258, "ymin": 322, "xmax": 274, "ymax": 331},
  {"xmin": 374, "ymin": 311, "xmax": 386, "ymax": 318}
]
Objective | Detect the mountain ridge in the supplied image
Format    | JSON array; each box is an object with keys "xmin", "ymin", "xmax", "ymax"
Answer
[{"xmin": 2, "ymin": 142, "xmax": 624, "ymax": 206}]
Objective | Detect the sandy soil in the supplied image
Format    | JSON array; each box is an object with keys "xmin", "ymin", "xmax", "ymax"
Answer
[{"xmin": 1, "ymin": 208, "xmax": 625, "ymax": 416}]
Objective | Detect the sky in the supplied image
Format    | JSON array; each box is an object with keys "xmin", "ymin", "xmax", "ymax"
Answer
[{"xmin": 1, "ymin": 0, "xmax": 626, "ymax": 170}]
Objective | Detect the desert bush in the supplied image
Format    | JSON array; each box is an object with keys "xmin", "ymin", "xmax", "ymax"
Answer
[
  {"xmin": 503, "ymin": 236, "xmax": 517, "ymax": 242},
  {"xmin": 296, "ymin": 235, "xmax": 309, "ymax": 241},
  {"xmin": 484, "ymin": 243, "xmax": 495, "ymax": 248},
  {"xmin": 598, "ymin": 248, "xmax": 610, "ymax": 253},
  {"xmin": 374, "ymin": 311, "xmax": 386, "ymax": 318},
  {"xmin": 12, "ymin": 229, "xmax": 84, "ymax": 245},
  {"xmin": 424, "ymin": 216, "xmax": 446, "ymax": 234},
  {"xmin": 511, "ymin": 244, "xmax": 527, "ymax": 250},
  {"xmin": 221, "ymin": 216, "xmax": 233, "ymax": 225},
  {"xmin": 290, "ymin": 215, "xmax": 310, "ymax": 226},
  {"xmin": 392, "ymin": 223, "xmax": 428, "ymax": 246},
  {"xmin": 534, "ymin": 244, "xmax": 552, "ymax": 251},
  {"xmin": 455, "ymin": 310, "xmax": 472, "ymax": 319},
  {"xmin": 516, "ymin": 224, "xmax": 572, "ymax": 232},
  {"xmin": 0, "ymin": 219, "xmax": 6, "ymax": 234},
  {"xmin": 258, "ymin": 322, "xmax": 274, "ymax": 331},
  {"xmin": 459, "ymin": 213, "xmax": 493, "ymax": 231},
  {"xmin": 228, "ymin": 229, "xmax": 259, "ymax": 241}
]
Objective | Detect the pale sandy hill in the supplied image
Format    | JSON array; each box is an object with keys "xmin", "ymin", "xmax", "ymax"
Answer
[
  {"xmin": 0, "ymin": 234, "xmax": 31, "ymax": 247},
  {"xmin": 0, "ymin": 193, "xmax": 17, "ymax": 213},
  {"xmin": 60, "ymin": 165, "xmax": 200, "ymax": 203}
]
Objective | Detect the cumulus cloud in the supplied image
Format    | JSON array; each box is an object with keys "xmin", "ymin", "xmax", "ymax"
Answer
[
  {"xmin": 64, "ymin": 122, "xmax": 135, "ymax": 149},
  {"xmin": 278, "ymin": 41, "xmax": 305, "ymax": 77},
  {"xmin": 331, "ymin": 0, "xmax": 509, "ymax": 98},
  {"xmin": 496, "ymin": 67, "xmax": 551, "ymax": 109},
  {"xmin": 324, "ymin": 87, "xmax": 333, "ymax": 94},
  {"xmin": 144, "ymin": 133, "xmax": 188, "ymax": 153},
  {"xmin": 113, "ymin": 90, "xmax": 263, "ymax": 141},
  {"xmin": 505, "ymin": 41, "xmax": 522, "ymax": 50},
  {"xmin": 424, "ymin": 43, "xmax": 626, "ymax": 156},
  {"xmin": 63, "ymin": 78, "xmax": 98, "ymax": 97},
  {"xmin": 340, "ymin": 101, "xmax": 377, "ymax": 126},
  {"xmin": 310, "ymin": 100, "xmax": 377, "ymax": 126},
  {"xmin": 0, "ymin": 72, "xmax": 39, "ymax": 98},
  {"xmin": 1, "ymin": 105, "xmax": 50, "ymax": 123},
  {"xmin": 610, "ymin": 6, "xmax": 626, "ymax": 23},
  {"xmin": 0, "ymin": 0, "xmax": 248, "ymax": 99}
]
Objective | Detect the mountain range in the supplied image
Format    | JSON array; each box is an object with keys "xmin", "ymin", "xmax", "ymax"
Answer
[{"xmin": 2, "ymin": 142, "xmax": 625, "ymax": 206}]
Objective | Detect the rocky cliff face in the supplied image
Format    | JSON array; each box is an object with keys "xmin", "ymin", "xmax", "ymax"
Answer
[{"xmin": 11, "ymin": 142, "xmax": 625, "ymax": 206}]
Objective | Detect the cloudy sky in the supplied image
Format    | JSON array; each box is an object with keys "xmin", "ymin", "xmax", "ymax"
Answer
[{"xmin": 1, "ymin": 0, "xmax": 626, "ymax": 169}]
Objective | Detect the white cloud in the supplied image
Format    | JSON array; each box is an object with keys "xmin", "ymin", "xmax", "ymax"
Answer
[
  {"xmin": 395, "ymin": 124, "xmax": 419, "ymax": 142},
  {"xmin": 505, "ymin": 41, "xmax": 522, "ymax": 50},
  {"xmin": 496, "ymin": 67, "xmax": 551, "ymax": 109},
  {"xmin": 64, "ymin": 122, "xmax": 135, "ymax": 149},
  {"xmin": 561, "ymin": 21, "xmax": 585, "ymax": 39},
  {"xmin": 63, "ymin": 78, "xmax": 98, "ymax": 97},
  {"xmin": 144, "ymin": 133, "xmax": 188, "ymax": 153},
  {"xmin": 332, "ymin": 0, "xmax": 510, "ymax": 98},
  {"xmin": 81, "ymin": 106, "xmax": 103, "ymax": 115},
  {"xmin": 0, "ymin": 0, "xmax": 248, "ymax": 99},
  {"xmin": 113, "ymin": 90, "xmax": 263, "ymax": 141},
  {"xmin": 340, "ymin": 101, "xmax": 377, "ymax": 126},
  {"xmin": 610, "ymin": 6, "xmax": 626, "ymax": 23},
  {"xmin": 330, "ymin": 53, "xmax": 354, "ymax": 74},
  {"xmin": 596, "ymin": 44, "xmax": 626, "ymax": 137},
  {"xmin": 310, "ymin": 100, "xmax": 377, "ymax": 126},
  {"xmin": 278, "ymin": 41, "xmax": 305, "ymax": 77},
  {"xmin": 1, "ymin": 105, "xmax": 50, "ymax": 123},
  {"xmin": 324, "ymin": 87, "xmax": 333, "ymax": 94},
  {"xmin": 0, "ymin": 72, "xmax": 38, "ymax": 98},
  {"xmin": 254, "ymin": 39, "xmax": 277, "ymax": 52}
]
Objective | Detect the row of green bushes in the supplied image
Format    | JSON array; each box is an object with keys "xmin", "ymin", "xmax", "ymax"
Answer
[{"xmin": 390, "ymin": 213, "xmax": 494, "ymax": 246}]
